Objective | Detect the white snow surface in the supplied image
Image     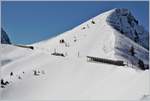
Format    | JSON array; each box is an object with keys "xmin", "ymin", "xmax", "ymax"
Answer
[{"xmin": 0, "ymin": 8, "xmax": 149, "ymax": 100}]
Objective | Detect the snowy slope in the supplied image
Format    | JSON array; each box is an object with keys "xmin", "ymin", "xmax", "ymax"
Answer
[{"xmin": 0, "ymin": 8, "xmax": 149, "ymax": 100}]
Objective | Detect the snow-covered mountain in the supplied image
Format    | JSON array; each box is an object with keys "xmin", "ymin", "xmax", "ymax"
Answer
[
  {"xmin": 1, "ymin": 28, "xmax": 11, "ymax": 44},
  {"xmin": 0, "ymin": 8, "xmax": 149, "ymax": 100},
  {"xmin": 107, "ymin": 8, "xmax": 149, "ymax": 50}
]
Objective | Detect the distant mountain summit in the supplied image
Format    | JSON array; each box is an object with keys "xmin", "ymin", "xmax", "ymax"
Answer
[
  {"xmin": 35, "ymin": 8, "xmax": 149, "ymax": 66},
  {"xmin": 1, "ymin": 28, "xmax": 11, "ymax": 44},
  {"xmin": 107, "ymin": 8, "xmax": 149, "ymax": 50}
]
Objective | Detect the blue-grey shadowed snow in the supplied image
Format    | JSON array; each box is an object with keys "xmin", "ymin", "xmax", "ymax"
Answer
[
  {"xmin": 1, "ymin": 1, "xmax": 149, "ymax": 45},
  {"xmin": 1, "ymin": 59, "xmax": 12, "ymax": 66}
]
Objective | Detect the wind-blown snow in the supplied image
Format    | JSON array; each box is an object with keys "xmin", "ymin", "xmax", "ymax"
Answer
[{"xmin": 0, "ymin": 8, "xmax": 149, "ymax": 100}]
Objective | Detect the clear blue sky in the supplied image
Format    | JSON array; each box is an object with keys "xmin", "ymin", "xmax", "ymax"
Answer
[{"xmin": 1, "ymin": 1, "xmax": 149, "ymax": 45}]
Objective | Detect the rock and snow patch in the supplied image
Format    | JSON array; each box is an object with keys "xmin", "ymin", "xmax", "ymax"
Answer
[
  {"xmin": 107, "ymin": 8, "xmax": 149, "ymax": 50},
  {"xmin": 1, "ymin": 28, "xmax": 11, "ymax": 44}
]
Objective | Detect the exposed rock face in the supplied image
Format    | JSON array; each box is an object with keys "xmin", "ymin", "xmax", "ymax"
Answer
[
  {"xmin": 107, "ymin": 8, "xmax": 149, "ymax": 50},
  {"xmin": 1, "ymin": 28, "xmax": 11, "ymax": 44}
]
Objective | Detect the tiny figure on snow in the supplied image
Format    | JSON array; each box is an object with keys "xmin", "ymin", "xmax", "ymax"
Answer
[
  {"xmin": 60, "ymin": 39, "xmax": 65, "ymax": 44},
  {"xmin": 129, "ymin": 46, "xmax": 135, "ymax": 56},
  {"xmin": 77, "ymin": 51, "xmax": 80, "ymax": 57},
  {"xmin": 1, "ymin": 79, "xmax": 9, "ymax": 88},
  {"xmin": 1, "ymin": 79, "xmax": 5, "ymax": 88},
  {"xmin": 18, "ymin": 76, "xmax": 22, "ymax": 79},
  {"xmin": 41, "ymin": 70, "xmax": 45, "ymax": 75},
  {"xmin": 10, "ymin": 72, "xmax": 13, "ymax": 76},
  {"xmin": 73, "ymin": 36, "xmax": 77, "ymax": 42},
  {"xmin": 82, "ymin": 27, "xmax": 86, "ymax": 30},
  {"xmin": 138, "ymin": 59, "xmax": 145, "ymax": 70},
  {"xmin": 33, "ymin": 70, "xmax": 39, "ymax": 76},
  {"xmin": 87, "ymin": 24, "xmax": 90, "ymax": 28},
  {"xmin": 91, "ymin": 20, "xmax": 96, "ymax": 24},
  {"xmin": 38, "ymin": 70, "xmax": 40, "ymax": 74}
]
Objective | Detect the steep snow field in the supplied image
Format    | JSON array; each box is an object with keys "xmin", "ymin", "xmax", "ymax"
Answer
[
  {"xmin": 0, "ymin": 44, "xmax": 149, "ymax": 100},
  {"xmin": 0, "ymin": 8, "xmax": 149, "ymax": 100}
]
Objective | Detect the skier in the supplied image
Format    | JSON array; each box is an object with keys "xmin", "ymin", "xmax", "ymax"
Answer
[
  {"xmin": 73, "ymin": 36, "xmax": 77, "ymax": 42},
  {"xmin": 82, "ymin": 27, "xmax": 86, "ymax": 30},
  {"xmin": 91, "ymin": 20, "xmax": 95, "ymax": 24},
  {"xmin": 1, "ymin": 79, "xmax": 5, "ymax": 88},
  {"xmin": 33, "ymin": 70, "xmax": 39, "ymax": 76},
  {"xmin": 129, "ymin": 46, "xmax": 135, "ymax": 56},
  {"xmin": 18, "ymin": 76, "xmax": 22, "ymax": 79},
  {"xmin": 1, "ymin": 79, "xmax": 9, "ymax": 85},
  {"xmin": 1, "ymin": 79, "xmax": 4, "ymax": 85},
  {"xmin": 138, "ymin": 59, "xmax": 145, "ymax": 70},
  {"xmin": 60, "ymin": 39, "xmax": 65, "ymax": 43},
  {"xmin": 1, "ymin": 79, "xmax": 9, "ymax": 88},
  {"xmin": 10, "ymin": 72, "xmax": 13, "ymax": 76},
  {"xmin": 77, "ymin": 51, "xmax": 80, "ymax": 57}
]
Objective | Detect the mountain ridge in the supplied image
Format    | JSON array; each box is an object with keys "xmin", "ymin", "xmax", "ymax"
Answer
[
  {"xmin": 0, "ymin": 8, "xmax": 149, "ymax": 100},
  {"xmin": 1, "ymin": 28, "xmax": 11, "ymax": 44}
]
